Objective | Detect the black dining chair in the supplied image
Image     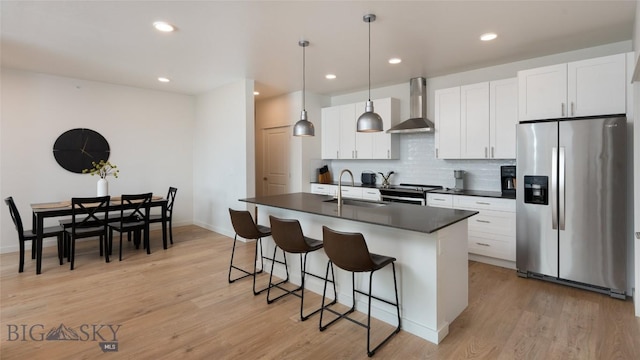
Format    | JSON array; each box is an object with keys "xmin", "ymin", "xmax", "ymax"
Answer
[
  {"xmin": 4, "ymin": 197, "xmax": 65, "ymax": 273},
  {"xmin": 66, "ymin": 196, "xmax": 110, "ymax": 270},
  {"xmin": 108, "ymin": 193, "xmax": 152, "ymax": 261},
  {"xmin": 149, "ymin": 186, "xmax": 177, "ymax": 244}
]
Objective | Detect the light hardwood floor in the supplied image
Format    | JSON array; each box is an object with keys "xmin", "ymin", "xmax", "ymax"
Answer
[{"xmin": 1, "ymin": 225, "xmax": 639, "ymax": 359}]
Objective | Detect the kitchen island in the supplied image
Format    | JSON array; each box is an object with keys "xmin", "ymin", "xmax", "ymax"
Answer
[{"xmin": 240, "ymin": 192, "xmax": 477, "ymax": 344}]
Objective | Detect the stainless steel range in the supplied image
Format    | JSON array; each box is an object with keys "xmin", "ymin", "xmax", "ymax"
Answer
[{"xmin": 379, "ymin": 183, "xmax": 443, "ymax": 205}]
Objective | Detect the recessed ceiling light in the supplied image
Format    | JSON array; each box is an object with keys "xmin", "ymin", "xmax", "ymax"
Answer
[
  {"xmin": 253, "ymin": 91, "xmax": 260, "ymax": 96},
  {"xmin": 153, "ymin": 21, "xmax": 175, "ymax": 33},
  {"xmin": 158, "ymin": 77, "xmax": 170, "ymax": 83},
  {"xmin": 480, "ymin": 32, "xmax": 497, "ymax": 41},
  {"xmin": 325, "ymin": 74, "xmax": 336, "ymax": 80},
  {"xmin": 388, "ymin": 58, "xmax": 402, "ymax": 64}
]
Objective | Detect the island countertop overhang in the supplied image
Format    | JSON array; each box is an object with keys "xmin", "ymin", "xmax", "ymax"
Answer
[{"xmin": 240, "ymin": 192, "xmax": 477, "ymax": 234}]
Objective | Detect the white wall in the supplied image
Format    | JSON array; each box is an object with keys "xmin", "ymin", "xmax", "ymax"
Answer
[
  {"xmin": 193, "ymin": 79, "xmax": 255, "ymax": 238},
  {"xmin": 255, "ymin": 91, "xmax": 328, "ymax": 195},
  {"xmin": 326, "ymin": 41, "xmax": 632, "ymax": 191},
  {"xmin": 0, "ymin": 69, "xmax": 195, "ymax": 254}
]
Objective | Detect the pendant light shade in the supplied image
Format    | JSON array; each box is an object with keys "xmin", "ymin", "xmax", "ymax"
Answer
[
  {"xmin": 293, "ymin": 40, "xmax": 315, "ymax": 137},
  {"xmin": 357, "ymin": 14, "xmax": 383, "ymax": 133}
]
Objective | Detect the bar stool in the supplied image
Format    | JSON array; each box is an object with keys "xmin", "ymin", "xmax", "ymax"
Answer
[
  {"xmin": 267, "ymin": 216, "xmax": 337, "ymax": 321},
  {"xmin": 319, "ymin": 226, "xmax": 401, "ymax": 357},
  {"xmin": 228, "ymin": 209, "xmax": 286, "ymax": 295}
]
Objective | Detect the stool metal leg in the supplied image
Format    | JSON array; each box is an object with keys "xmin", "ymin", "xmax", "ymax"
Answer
[
  {"xmin": 267, "ymin": 248, "xmax": 333, "ymax": 321},
  {"xmin": 266, "ymin": 246, "xmax": 291, "ymax": 301},
  {"xmin": 319, "ymin": 261, "xmax": 402, "ymax": 357},
  {"xmin": 366, "ymin": 262, "xmax": 401, "ymax": 357},
  {"xmin": 228, "ymin": 234, "xmax": 270, "ymax": 295},
  {"xmin": 319, "ymin": 261, "xmax": 352, "ymax": 331}
]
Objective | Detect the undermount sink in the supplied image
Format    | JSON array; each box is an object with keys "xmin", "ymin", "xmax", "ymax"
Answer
[{"xmin": 323, "ymin": 198, "xmax": 387, "ymax": 208}]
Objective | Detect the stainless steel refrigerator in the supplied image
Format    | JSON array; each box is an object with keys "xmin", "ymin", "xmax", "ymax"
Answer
[{"xmin": 516, "ymin": 115, "xmax": 627, "ymax": 298}]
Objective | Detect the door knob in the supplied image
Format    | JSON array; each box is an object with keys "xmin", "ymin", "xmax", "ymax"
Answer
[{"xmin": 263, "ymin": 177, "xmax": 267, "ymax": 181}]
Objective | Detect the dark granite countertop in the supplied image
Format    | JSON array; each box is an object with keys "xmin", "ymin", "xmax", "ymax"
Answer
[
  {"xmin": 430, "ymin": 188, "xmax": 516, "ymax": 200},
  {"xmin": 240, "ymin": 192, "xmax": 477, "ymax": 234}
]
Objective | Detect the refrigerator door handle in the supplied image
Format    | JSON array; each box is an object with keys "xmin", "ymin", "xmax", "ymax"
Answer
[
  {"xmin": 551, "ymin": 147, "xmax": 558, "ymax": 230},
  {"xmin": 559, "ymin": 147, "xmax": 566, "ymax": 230}
]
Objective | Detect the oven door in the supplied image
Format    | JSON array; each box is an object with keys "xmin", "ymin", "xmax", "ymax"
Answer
[{"xmin": 380, "ymin": 194, "xmax": 425, "ymax": 206}]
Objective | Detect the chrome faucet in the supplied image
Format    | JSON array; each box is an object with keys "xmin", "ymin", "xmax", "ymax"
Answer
[{"xmin": 337, "ymin": 169, "xmax": 354, "ymax": 208}]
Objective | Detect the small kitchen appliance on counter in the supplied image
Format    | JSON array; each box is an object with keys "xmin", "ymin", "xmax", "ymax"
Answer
[
  {"xmin": 500, "ymin": 165, "xmax": 516, "ymax": 197},
  {"xmin": 361, "ymin": 171, "xmax": 377, "ymax": 185},
  {"xmin": 453, "ymin": 170, "xmax": 465, "ymax": 191}
]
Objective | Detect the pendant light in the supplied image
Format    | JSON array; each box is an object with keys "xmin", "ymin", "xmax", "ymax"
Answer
[
  {"xmin": 293, "ymin": 40, "xmax": 315, "ymax": 137},
  {"xmin": 357, "ymin": 14, "xmax": 383, "ymax": 133}
]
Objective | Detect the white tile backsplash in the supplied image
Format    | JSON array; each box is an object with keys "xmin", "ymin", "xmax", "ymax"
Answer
[{"xmin": 320, "ymin": 134, "xmax": 515, "ymax": 191}]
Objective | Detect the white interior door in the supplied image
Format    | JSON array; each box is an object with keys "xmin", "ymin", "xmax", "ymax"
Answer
[{"xmin": 262, "ymin": 126, "xmax": 290, "ymax": 196}]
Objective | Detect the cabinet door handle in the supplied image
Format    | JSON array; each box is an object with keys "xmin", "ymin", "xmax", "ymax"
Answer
[
  {"xmin": 484, "ymin": 147, "xmax": 488, "ymax": 158},
  {"xmin": 491, "ymin": 147, "xmax": 494, "ymax": 158},
  {"xmin": 433, "ymin": 198, "xmax": 446, "ymax": 201},
  {"xmin": 561, "ymin": 103, "xmax": 565, "ymax": 116},
  {"xmin": 476, "ymin": 201, "xmax": 491, "ymax": 205},
  {"xmin": 476, "ymin": 219, "xmax": 491, "ymax": 224},
  {"xmin": 336, "ymin": 151, "xmax": 339, "ymax": 158},
  {"xmin": 636, "ymin": 232, "xmax": 640, "ymax": 239},
  {"xmin": 571, "ymin": 102, "xmax": 574, "ymax": 116},
  {"xmin": 476, "ymin": 242, "xmax": 491, "ymax": 247},
  {"xmin": 387, "ymin": 149, "xmax": 390, "ymax": 159},
  {"xmin": 435, "ymin": 148, "xmax": 439, "ymax": 158},
  {"xmin": 352, "ymin": 150, "xmax": 354, "ymax": 159}
]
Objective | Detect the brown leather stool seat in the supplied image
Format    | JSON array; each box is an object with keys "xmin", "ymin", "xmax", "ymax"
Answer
[
  {"xmin": 320, "ymin": 226, "xmax": 401, "ymax": 357},
  {"xmin": 266, "ymin": 216, "xmax": 336, "ymax": 321}
]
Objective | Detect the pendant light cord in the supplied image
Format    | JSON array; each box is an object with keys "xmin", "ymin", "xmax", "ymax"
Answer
[
  {"xmin": 368, "ymin": 18, "xmax": 371, "ymax": 102},
  {"xmin": 302, "ymin": 43, "xmax": 306, "ymax": 111}
]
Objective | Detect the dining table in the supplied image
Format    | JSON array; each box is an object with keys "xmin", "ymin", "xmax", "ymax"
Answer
[{"xmin": 30, "ymin": 195, "xmax": 168, "ymax": 274}]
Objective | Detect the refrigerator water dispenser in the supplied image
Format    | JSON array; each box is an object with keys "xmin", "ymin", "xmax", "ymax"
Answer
[{"xmin": 524, "ymin": 176, "xmax": 548, "ymax": 205}]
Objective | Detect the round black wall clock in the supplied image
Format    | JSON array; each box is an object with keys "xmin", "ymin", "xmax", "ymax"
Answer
[{"xmin": 53, "ymin": 128, "xmax": 110, "ymax": 173}]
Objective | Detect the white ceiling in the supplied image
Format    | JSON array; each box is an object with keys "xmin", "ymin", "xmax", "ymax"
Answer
[{"xmin": 1, "ymin": 1, "xmax": 636, "ymax": 98}]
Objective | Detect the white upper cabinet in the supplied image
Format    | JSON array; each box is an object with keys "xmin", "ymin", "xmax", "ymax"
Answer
[
  {"xmin": 490, "ymin": 78, "xmax": 518, "ymax": 159},
  {"xmin": 461, "ymin": 82, "xmax": 490, "ymax": 159},
  {"xmin": 370, "ymin": 98, "xmax": 400, "ymax": 159},
  {"xmin": 435, "ymin": 87, "xmax": 461, "ymax": 159},
  {"xmin": 321, "ymin": 106, "xmax": 341, "ymax": 159},
  {"xmin": 321, "ymin": 97, "xmax": 399, "ymax": 160},
  {"xmin": 518, "ymin": 63, "xmax": 567, "ymax": 121},
  {"xmin": 567, "ymin": 54, "xmax": 626, "ymax": 117},
  {"xmin": 339, "ymin": 104, "xmax": 357, "ymax": 159},
  {"xmin": 518, "ymin": 53, "xmax": 626, "ymax": 121},
  {"xmin": 436, "ymin": 79, "xmax": 517, "ymax": 159}
]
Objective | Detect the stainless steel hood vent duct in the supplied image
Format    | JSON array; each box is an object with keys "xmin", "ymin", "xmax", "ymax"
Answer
[{"xmin": 387, "ymin": 77, "xmax": 434, "ymax": 133}]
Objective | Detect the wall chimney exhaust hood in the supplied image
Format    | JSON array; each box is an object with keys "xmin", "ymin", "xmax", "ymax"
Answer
[{"xmin": 387, "ymin": 77, "xmax": 434, "ymax": 133}]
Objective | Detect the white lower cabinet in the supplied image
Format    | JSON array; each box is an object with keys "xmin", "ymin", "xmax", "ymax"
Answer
[
  {"xmin": 362, "ymin": 188, "xmax": 381, "ymax": 201},
  {"xmin": 310, "ymin": 184, "xmax": 380, "ymax": 201},
  {"xmin": 428, "ymin": 194, "xmax": 516, "ymax": 264},
  {"xmin": 310, "ymin": 184, "xmax": 337, "ymax": 196},
  {"xmin": 339, "ymin": 186, "xmax": 362, "ymax": 199},
  {"xmin": 426, "ymin": 193, "xmax": 453, "ymax": 208}
]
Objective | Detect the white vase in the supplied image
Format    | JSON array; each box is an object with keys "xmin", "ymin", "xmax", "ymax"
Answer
[{"xmin": 97, "ymin": 178, "xmax": 109, "ymax": 197}]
